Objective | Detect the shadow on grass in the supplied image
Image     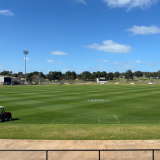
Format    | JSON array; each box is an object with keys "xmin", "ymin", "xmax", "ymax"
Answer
[
  {"xmin": 12, "ymin": 118, "xmax": 20, "ymax": 121},
  {"xmin": 0, "ymin": 118, "xmax": 20, "ymax": 123}
]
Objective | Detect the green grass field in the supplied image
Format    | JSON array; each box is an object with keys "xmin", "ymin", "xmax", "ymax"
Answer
[{"xmin": 1, "ymin": 84, "xmax": 160, "ymax": 140}]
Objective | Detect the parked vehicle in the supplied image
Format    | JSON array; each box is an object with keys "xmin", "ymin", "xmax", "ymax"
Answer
[{"xmin": 0, "ymin": 106, "xmax": 12, "ymax": 122}]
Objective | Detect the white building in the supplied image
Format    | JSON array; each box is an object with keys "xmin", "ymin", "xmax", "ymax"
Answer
[{"xmin": 0, "ymin": 75, "xmax": 19, "ymax": 85}]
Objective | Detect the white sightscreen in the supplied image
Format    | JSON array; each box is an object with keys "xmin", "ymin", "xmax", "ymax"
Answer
[{"xmin": 0, "ymin": 76, "xmax": 4, "ymax": 83}]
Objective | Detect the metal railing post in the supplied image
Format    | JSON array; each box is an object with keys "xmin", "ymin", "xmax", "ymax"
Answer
[
  {"xmin": 153, "ymin": 150, "xmax": 154, "ymax": 160},
  {"xmin": 99, "ymin": 150, "xmax": 100, "ymax": 160},
  {"xmin": 46, "ymin": 150, "xmax": 48, "ymax": 160}
]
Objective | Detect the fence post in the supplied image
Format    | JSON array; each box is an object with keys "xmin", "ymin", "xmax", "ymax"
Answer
[
  {"xmin": 46, "ymin": 150, "xmax": 48, "ymax": 160},
  {"xmin": 99, "ymin": 150, "xmax": 100, "ymax": 160},
  {"xmin": 152, "ymin": 150, "xmax": 154, "ymax": 160}
]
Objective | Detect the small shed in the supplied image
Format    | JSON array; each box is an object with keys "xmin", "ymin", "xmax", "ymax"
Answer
[
  {"xmin": 0, "ymin": 76, "xmax": 12, "ymax": 85},
  {"xmin": 0, "ymin": 75, "xmax": 19, "ymax": 85}
]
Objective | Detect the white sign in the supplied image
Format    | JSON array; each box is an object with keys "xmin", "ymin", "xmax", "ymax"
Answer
[
  {"xmin": 100, "ymin": 77, "xmax": 105, "ymax": 79},
  {"xmin": 130, "ymin": 83, "xmax": 134, "ymax": 84},
  {"xmin": 115, "ymin": 83, "xmax": 119, "ymax": 84},
  {"xmin": 148, "ymin": 83, "xmax": 152, "ymax": 84}
]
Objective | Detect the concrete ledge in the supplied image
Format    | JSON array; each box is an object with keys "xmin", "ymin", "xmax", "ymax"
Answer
[{"xmin": 1, "ymin": 140, "xmax": 160, "ymax": 150}]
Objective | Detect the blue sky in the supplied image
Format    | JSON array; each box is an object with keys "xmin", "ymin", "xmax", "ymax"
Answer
[{"xmin": 0, "ymin": 0, "xmax": 160, "ymax": 74}]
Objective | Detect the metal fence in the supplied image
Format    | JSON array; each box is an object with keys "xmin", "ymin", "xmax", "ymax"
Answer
[{"xmin": 0, "ymin": 149, "xmax": 160, "ymax": 160}]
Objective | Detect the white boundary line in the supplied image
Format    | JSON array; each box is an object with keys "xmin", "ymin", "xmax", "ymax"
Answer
[
  {"xmin": 117, "ymin": 117, "xmax": 160, "ymax": 118},
  {"xmin": 100, "ymin": 122, "xmax": 119, "ymax": 123},
  {"xmin": 114, "ymin": 114, "xmax": 120, "ymax": 123},
  {"xmin": 50, "ymin": 116, "xmax": 60, "ymax": 124},
  {"xmin": 49, "ymin": 115, "xmax": 120, "ymax": 124}
]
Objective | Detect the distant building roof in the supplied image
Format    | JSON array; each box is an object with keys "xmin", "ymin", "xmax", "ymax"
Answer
[
  {"xmin": 0, "ymin": 75, "xmax": 12, "ymax": 78},
  {"xmin": 21, "ymin": 78, "xmax": 25, "ymax": 80}
]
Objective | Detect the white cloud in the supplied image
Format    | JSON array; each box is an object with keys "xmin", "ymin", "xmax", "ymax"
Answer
[
  {"xmin": 61, "ymin": 66, "xmax": 76, "ymax": 71},
  {"xmin": 115, "ymin": 64, "xmax": 135, "ymax": 70},
  {"xmin": 0, "ymin": 9, "xmax": 14, "ymax": 16},
  {"xmin": 145, "ymin": 62, "xmax": 153, "ymax": 65},
  {"xmin": 47, "ymin": 60, "xmax": 63, "ymax": 64},
  {"xmin": 97, "ymin": 60, "xmax": 109, "ymax": 63},
  {"xmin": 97, "ymin": 60, "xmax": 142, "ymax": 64},
  {"xmin": 74, "ymin": 0, "xmax": 87, "ymax": 5},
  {"xmin": 51, "ymin": 50, "xmax": 68, "ymax": 55},
  {"xmin": 97, "ymin": 59, "xmax": 142, "ymax": 70},
  {"xmin": 135, "ymin": 60, "xmax": 142, "ymax": 63},
  {"xmin": 126, "ymin": 25, "xmax": 160, "ymax": 35},
  {"xmin": 97, "ymin": 60, "xmax": 120, "ymax": 64},
  {"xmin": 47, "ymin": 60, "xmax": 53, "ymax": 63},
  {"xmin": 90, "ymin": 66, "xmax": 104, "ymax": 70},
  {"xmin": 102, "ymin": 0, "xmax": 157, "ymax": 11},
  {"xmin": 65, "ymin": 66, "xmax": 76, "ymax": 70},
  {"xmin": 85, "ymin": 40, "xmax": 132, "ymax": 53},
  {"xmin": 0, "ymin": 66, "xmax": 3, "ymax": 68},
  {"xmin": 23, "ymin": 57, "xmax": 30, "ymax": 61},
  {"xmin": 61, "ymin": 67, "xmax": 83, "ymax": 74},
  {"xmin": 128, "ymin": 60, "xmax": 142, "ymax": 63},
  {"xmin": 62, "ymin": 68, "xmax": 68, "ymax": 72}
]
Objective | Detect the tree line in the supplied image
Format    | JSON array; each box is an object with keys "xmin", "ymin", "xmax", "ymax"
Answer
[{"xmin": 1, "ymin": 70, "xmax": 160, "ymax": 82}]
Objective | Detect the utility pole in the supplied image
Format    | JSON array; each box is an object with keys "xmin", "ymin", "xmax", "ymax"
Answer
[{"xmin": 23, "ymin": 50, "xmax": 29, "ymax": 85}]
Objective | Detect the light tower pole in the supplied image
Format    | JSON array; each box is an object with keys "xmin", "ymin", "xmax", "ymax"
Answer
[{"xmin": 23, "ymin": 50, "xmax": 29, "ymax": 85}]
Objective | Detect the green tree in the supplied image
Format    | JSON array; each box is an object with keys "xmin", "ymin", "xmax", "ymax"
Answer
[
  {"xmin": 0, "ymin": 70, "xmax": 10, "ymax": 75},
  {"xmin": 69, "ymin": 76, "xmax": 74, "ymax": 81},
  {"xmin": 17, "ymin": 72, "xmax": 24, "ymax": 80},
  {"xmin": 71, "ymin": 71, "xmax": 76, "ymax": 80},
  {"xmin": 27, "ymin": 72, "xmax": 34, "ymax": 82},
  {"xmin": 47, "ymin": 71, "xmax": 53, "ymax": 81},
  {"xmin": 134, "ymin": 71, "xmax": 142, "ymax": 79},
  {"xmin": 65, "ymin": 71, "xmax": 71, "ymax": 81},
  {"xmin": 100, "ymin": 71, "xmax": 107, "ymax": 77},
  {"xmin": 39, "ymin": 72, "xmax": 46, "ymax": 79},
  {"xmin": 12, "ymin": 73, "xmax": 18, "ymax": 77},
  {"xmin": 146, "ymin": 72, "xmax": 154, "ymax": 79},
  {"xmin": 157, "ymin": 70, "xmax": 160, "ymax": 79},
  {"xmin": 60, "ymin": 74, "xmax": 65, "ymax": 81},
  {"xmin": 77, "ymin": 74, "xmax": 82, "ymax": 80},
  {"xmin": 89, "ymin": 74, "xmax": 96, "ymax": 81},
  {"xmin": 47, "ymin": 71, "xmax": 58, "ymax": 81},
  {"xmin": 125, "ymin": 70, "xmax": 133, "ymax": 79},
  {"xmin": 32, "ymin": 71, "xmax": 39, "ymax": 75},
  {"xmin": 52, "ymin": 71, "xmax": 58, "ymax": 81},
  {"xmin": 146, "ymin": 73, "xmax": 151, "ymax": 79},
  {"xmin": 96, "ymin": 71, "xmax": 101, "ymax": 78},
  {"xmin": 153, "ymin": 72, "xmax": 158, "ymax": 78},
  {"xmin": 107, "ymin": 72, "xmax": 113, "ymax": 80},
  {"xmin": 120, "ymin": 72, "xmax": 125, "ymax": 78},
  {"xmin": 114, "ymin": 71, "xmax": 120, "ymax": 80},
  {"xmin": 56, "ymin": 72, "xmax": 62, "ymax": 80},
  {"xmin": 92, "ymin": 72, "xmax": 98, "ymax": 78},
  {"xmin": 81, "ymin": 71, "xmax": 91, "ymax": 81}
]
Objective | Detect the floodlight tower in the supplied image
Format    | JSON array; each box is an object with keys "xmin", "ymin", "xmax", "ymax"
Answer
[{"xmin": 23, "ymin": 50, "xmax": 29, "ymax": 85}]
